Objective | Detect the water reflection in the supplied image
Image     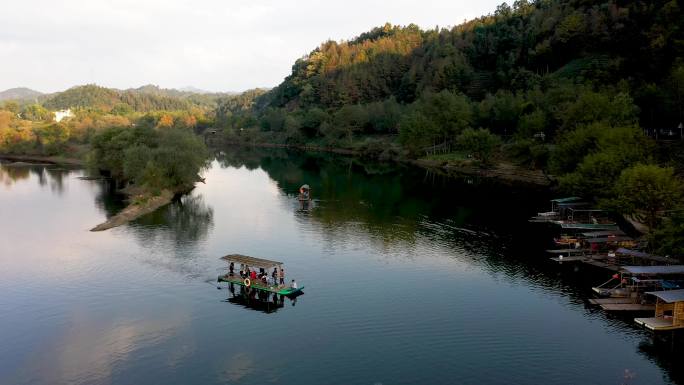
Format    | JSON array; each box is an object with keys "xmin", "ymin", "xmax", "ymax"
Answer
[
  {"xmin": 44, "ymin": 167, "xmax": 69, "ymax": 194},
  {"xmin": 92, "ymin": 179, "xmax": 127, "ymax": 218},
  {"xmin": 120, "ymin": 194, "xmax": 215, "ymax": 279},
  {"xmin": 0, "ymin": 163, "xmax": 39, "ymax": 187},
  {"xmin": 213, "ymin": 146, "xmax": 683, "ymax": 382},
  {"xmin": 2, "ymin": 154, "xmax": 681, "ymax": 385},
  {"xmin": 223, "ymin": 284, "xmax": 292, "ymax": 314},
  {"xmin": 133, "ymin": 194, "xmax": 215, "ymax": 245},
  {"xmin": 0, "ymin": 163, "xmax": 76, "ymax": 195},
  {"xmin": 637, "ymin": 334, "xmax": 684, "ymax": 384}
]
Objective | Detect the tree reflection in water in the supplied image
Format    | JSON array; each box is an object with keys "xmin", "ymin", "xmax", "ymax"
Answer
[
  {"xmin": 638, "ymin": 333, "xmax": 684, "ymax": 385},
  {"xmin": 0, "ymin": 163, "xmax": 33, "ymax": 186},
  {"xmin": 130, "ymin": 193, "xmax": 215, "ymax": 246},
  {"xmin": 223, "ymin": 283, "xmax": 300, "ymax": 314},
  {"xmin": 102, "ymin": 192, "xmax": 216, "ymax": 278},
  {"xmin": 214, "ymin": 146, "xmax": 683, "ymax": 379},
  {"xmin": 0, "ymin": 163, "xmax": 72, "ymax": 194}
]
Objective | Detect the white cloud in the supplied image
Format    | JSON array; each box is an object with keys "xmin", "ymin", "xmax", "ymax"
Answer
[{"xmin": 1, "ymin": 0, "xmax": 504, "ymax": 93}]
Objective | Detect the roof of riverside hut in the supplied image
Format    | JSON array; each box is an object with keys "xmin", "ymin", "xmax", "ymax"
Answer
[
  {"xmin": 645, "ymin": 289, "xmax": 684, "ymax": 303},
  {"xmin": 621, "ymin": 265, "xmax": 684, "ymax": 275}
]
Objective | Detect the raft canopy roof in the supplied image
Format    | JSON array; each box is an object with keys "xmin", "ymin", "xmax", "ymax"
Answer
[
  {"xmin": 621, "ymin": 265, "xmax": 684, "ymax": 275},
  {"xmin": 220, "ymin": 254, "xmax": 283, "ymax": 269},
  {"xmin": 645, "ymin": 289, "xmax": 684, "ymax": 303}
]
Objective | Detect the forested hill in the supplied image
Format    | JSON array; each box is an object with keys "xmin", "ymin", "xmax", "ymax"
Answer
[
  {"xmin": 42, "ymin": 84, "xmax": 230, "ymax": 111},
  {"xmin": 262, "ymin": 0, "xmax": 683, "ymax": 129},
  {"xmin": 43, "ymin": 85, "xmax": 189, "ymax": 111}
]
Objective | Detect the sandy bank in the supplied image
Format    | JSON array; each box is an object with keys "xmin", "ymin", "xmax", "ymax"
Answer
[{"xmin": 90, "ymin": 190, "xmax": 175, "ymax": 231}]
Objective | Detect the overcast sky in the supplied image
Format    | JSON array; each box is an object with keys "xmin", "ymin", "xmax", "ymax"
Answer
[{"xmin": 2, "ymin": 0, "xmax": 505, "ymax": 93}]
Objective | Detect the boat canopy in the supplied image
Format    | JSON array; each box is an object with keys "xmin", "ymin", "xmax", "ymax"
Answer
[
  {"xmin": 220, "ymin": 254, "xmax": 283, "ymax": 269},
  {"xmin": 584, "ymin": 236, "xmax": 633, "ymax": 244},
  {"xmin": 567, "ymin": 208, "xmax": 607, "ymax": 213},
  {"xmin": 581, "ymin": 230, "xmax": 626, "ymax": 238},
  {"xmin": 550, "ymin": 197, "xmax": 583, "ymax": 203},
  {"xmin": 560, "ymin": 223, "xmax": 619, "ymax": 230},
  {"xmin": 645, "ymin": 289, "xmax": 684, "ymax": 303},
  {"xmin": 616, "ymin": 248, "xmax": 651, "ymax": 258},
  {"xmin": 622, "ymin": 265, "xmax": 684, "ymax": 275}
]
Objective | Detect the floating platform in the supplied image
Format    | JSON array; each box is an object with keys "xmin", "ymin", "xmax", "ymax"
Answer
[{"xmin": 635, "ymin": 317, "xmax": 684, "ymax": 331}]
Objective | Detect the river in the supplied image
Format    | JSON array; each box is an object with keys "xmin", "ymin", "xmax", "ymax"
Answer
[{"xmin": 0, "ymin": 148, "xmax": 681, "ymax": 385}]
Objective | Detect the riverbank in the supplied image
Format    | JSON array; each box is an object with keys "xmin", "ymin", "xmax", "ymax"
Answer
[
  {"xmin": 0, "ymin": 153, "xmax": 84, "ymax": 166},
  {"xmin": 90, "ymin": 189, "xmax": 175, "ymax": 231},
  {"xmin": 220, "ymin": 141, "xmax": 554, "ymax": 187},
  {"xmin": 413, "ymin": 158, "xmax": 554, "ymax": 187}
]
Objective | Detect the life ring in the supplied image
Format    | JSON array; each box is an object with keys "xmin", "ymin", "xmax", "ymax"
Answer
[{"xmin": 243, "ymin": 278, "xmax": 251, "ymax": 287}]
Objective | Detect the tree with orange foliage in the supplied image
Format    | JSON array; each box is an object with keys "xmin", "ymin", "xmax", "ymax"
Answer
[{"xmin": 157, "ymin": 114, "xmax": 174, "ymax": 128}]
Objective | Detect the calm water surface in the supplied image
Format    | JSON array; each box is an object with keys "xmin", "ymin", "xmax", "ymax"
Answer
[{"xmin": 0, "ymin": 149, "xmax": 681, "ymax": 385}]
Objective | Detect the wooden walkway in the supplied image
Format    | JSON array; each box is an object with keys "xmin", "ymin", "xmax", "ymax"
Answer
[
  {"xmin": 588, "ymin": 298, "xmax": 637, "ymax": 305},
  {"xmin": 600, "ymin": 304, "xmax": 655, "ymax": 311},
  {"xmin": 549, "ymin": 255, "xmax": 608, "ymax": 263}
]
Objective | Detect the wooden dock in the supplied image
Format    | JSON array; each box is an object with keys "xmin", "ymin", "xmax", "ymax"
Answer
[
  {"xmin": 600, "ymin": 303, "xmax": 655, "ymax": 311},
  {"xmin": 633, "ymin": 289, "xmax": 684, "ymax": 331},
  {"xmin": 582, "ymin": 259, "xmax": 621, "ymax": 272},
  {"xmin": 588, "ymin": 298, "xmax": 636, "ymax": 305},
  {"xmin": 635, "ymin": 317, "xmax": 684, "ymax": 331},
  {"xmin": 549, "ymin": 255, "xmax": 608, "ymax": 263}
]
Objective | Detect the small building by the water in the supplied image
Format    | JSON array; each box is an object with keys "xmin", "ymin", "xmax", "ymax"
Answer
[{"xmin": 635, "ymin": 289, "xmax": 684, "ymax": 331}]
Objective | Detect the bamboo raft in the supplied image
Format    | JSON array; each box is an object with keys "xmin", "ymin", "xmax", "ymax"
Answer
[
  {"xmin": 218, "ymin": 273, "xmax": 304, "ymax": 296},
  {"xmin": 217, "ymin": 254, "xmax": 304, "ymax": 296}
]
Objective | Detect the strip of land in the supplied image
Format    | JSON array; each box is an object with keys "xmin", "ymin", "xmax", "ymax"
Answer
[{"xmin": 90, "ymin": 190, "xmax": 174, "ymax": 231}]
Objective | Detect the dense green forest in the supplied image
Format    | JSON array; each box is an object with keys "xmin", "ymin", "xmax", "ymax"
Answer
[{"xmin": 216, "ymin": 0, "xmax": 684, "ymax": 256}]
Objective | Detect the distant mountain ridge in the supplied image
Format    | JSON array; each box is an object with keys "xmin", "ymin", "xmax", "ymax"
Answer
[
  {"xmin": 32, "ymin": 84, "xmax": 239, "ymax": 111},
  {"xmin": 0, "ymin": 87, "xmax": 44, "ymax": 101}
]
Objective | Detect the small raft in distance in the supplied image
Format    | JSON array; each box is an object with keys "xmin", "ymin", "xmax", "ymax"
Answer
[{"xmin": 217, "ymin": 254, "xmax": 304, "ymax": 296}]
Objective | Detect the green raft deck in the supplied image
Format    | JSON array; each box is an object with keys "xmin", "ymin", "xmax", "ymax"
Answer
[
  {"xmin": 218, "ymin": 274, "xmax": 304, "ymax": 296},
  {"xmin": 217, "ymin": 253, "xmax": 304, "ymax": 296}
]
